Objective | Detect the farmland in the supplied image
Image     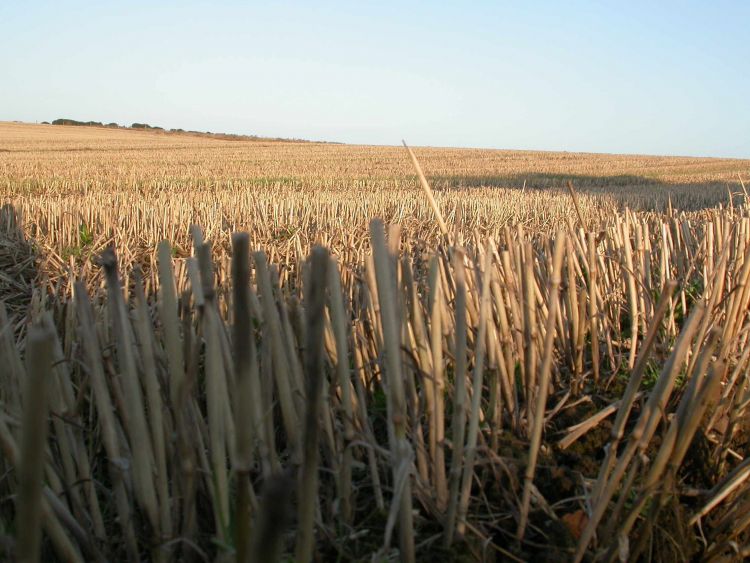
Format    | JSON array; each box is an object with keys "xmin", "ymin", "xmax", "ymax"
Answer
[{"xmin": 2, "ymin": 120, "xmax": 750, "ymax": 561}]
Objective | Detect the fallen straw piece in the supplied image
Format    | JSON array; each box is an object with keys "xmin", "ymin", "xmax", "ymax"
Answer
[{"xmin": 558, "ymin": 392, "xmax": 643, "ymax": 450}]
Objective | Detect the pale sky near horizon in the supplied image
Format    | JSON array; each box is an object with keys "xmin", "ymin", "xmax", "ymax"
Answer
[{"xmin": 1, "ymin": 1, "xmax": 748, "ymax": 158}]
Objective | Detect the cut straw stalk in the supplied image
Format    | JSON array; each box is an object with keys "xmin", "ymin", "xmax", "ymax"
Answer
[
  {"xmin": 587, "ymin": 232, "xmax": 600, "ymax": 382},
  {"xmin": 133, "ymin": 268, "xmax": 173, "ymax": 547},
  {"xmin": 250, "ymin": 472, "xmax": 294, "ymax": 563},
  {"xmin": 456, "ymin": 240, "xmax": 494, "ymax": 537},
  {"xmin": 73, "ymin": 282, "xmax": 139, "ymax": 559},
  {"xmin": 402, "ymin": 256, "xmax": 431, "ymax": 487},
  {"xmin": 232, "ymin": 232, "xmax": 260, "ymax": 563},
  {"xmin": 44, "ymin": 311, "xmax": 106, "ymax": 541},
  {"xmin": 327, "ymin": 256, "xmax": 355, "ymax": 524},
  {"xmin": 16, "ymin": 324, "xmax": 54, "ymax": 563},
  {"xmin": 444, "ymin": 248, "xmax": 468, "ymax": 546},
  {"xmin": 622, "ymin": 219, "xmax": 639, "ymax": 369},
  {"xmin": 295, "ymin": 246, "xmax": 329, "ymax": 563},
  {"xmin": 370, "ymin": 218, "xmax": 415, "ymax": 563},
  {"xmin": 101, "ymin": 248, "xmax": 161, "ymax": 537},
  {"xmin": 403, "ymin": 141, "xmax": 449, "ymax": 236},
  {"xmin": 352, "ymin": 338, "xmax": 386, "ymax": 512},
  {"xmin": 566, "ymin": 180, "xmax": 588, "ymax": 232},
  {"xmin": 522, "ymin": 242, "xmax": 538, "ymax": 415},
  {"xmin": 254, "ymin": 251, "xmax": 301, "ymax": 456},
  {"xmin": 428, "ymin": 256, "xmax": 449, "ymax": 511},
  {"xmin": 0, "ymin": 395, "xmax": 84, "ymax": 562},
  {"xmin": 517, "ymin": 231, "xmax": 566, "ymax": 540},
  {"xmin": 157, "ymin": 240, "xmax": 185, "ymax": 409},
  {"xmin": 40, "ymin": 322, "xmax": 83, "ymax": 530},
  {"xmin": 196, "ymin": 242, "xmax": 232, "ymax": 539}
]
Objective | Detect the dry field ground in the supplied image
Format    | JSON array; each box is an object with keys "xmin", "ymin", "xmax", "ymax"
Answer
[
  {"xmin": 3, "ymin": 121, "xmax": 748, "ymax": 291},
  {"xmin": 2, "ymin": 121, "xmax": 750, "ymax": 561}
]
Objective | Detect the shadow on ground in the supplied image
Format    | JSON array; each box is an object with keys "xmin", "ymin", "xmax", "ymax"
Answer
[
  {"xmin": 0, "ymin": 204, "xmax": 37, "ymax": 323},
  {"xmin": 430, "ymin": 172, "xmax": 745, "ymax": 212}
]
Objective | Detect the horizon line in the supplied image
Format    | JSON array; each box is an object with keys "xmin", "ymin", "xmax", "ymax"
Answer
[{"xmin": 2, "ymin": 119, "xmax": 749, "ymax": 162}]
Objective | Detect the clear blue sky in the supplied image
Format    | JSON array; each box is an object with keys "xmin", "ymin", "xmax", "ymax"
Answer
[{"xmin": 2, "ymin": 1, "xmax": 748, "ymax": 157}]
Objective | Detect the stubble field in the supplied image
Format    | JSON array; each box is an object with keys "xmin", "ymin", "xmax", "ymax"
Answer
[{"xmin": 2, "ymin": 121, "xmax": 750, "ymax": 561}]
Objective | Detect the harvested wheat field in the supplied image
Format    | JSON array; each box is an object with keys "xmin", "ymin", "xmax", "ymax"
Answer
[{"xmin": 2, "ymin": 121, "xmax": 750, "ymax": 562}]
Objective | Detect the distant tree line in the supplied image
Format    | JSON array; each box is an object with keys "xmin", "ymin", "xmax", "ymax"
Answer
[
  {"xmin": 46, "ymin": 118, "xmax": 323, "ymax": 143},
  {"xmin": 130, "ymin": 122, "xmax": 164, "ymax": 130},
  {"xmin": 51, "ymin": 118, "xmax": 163, "ymax": 130}
]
